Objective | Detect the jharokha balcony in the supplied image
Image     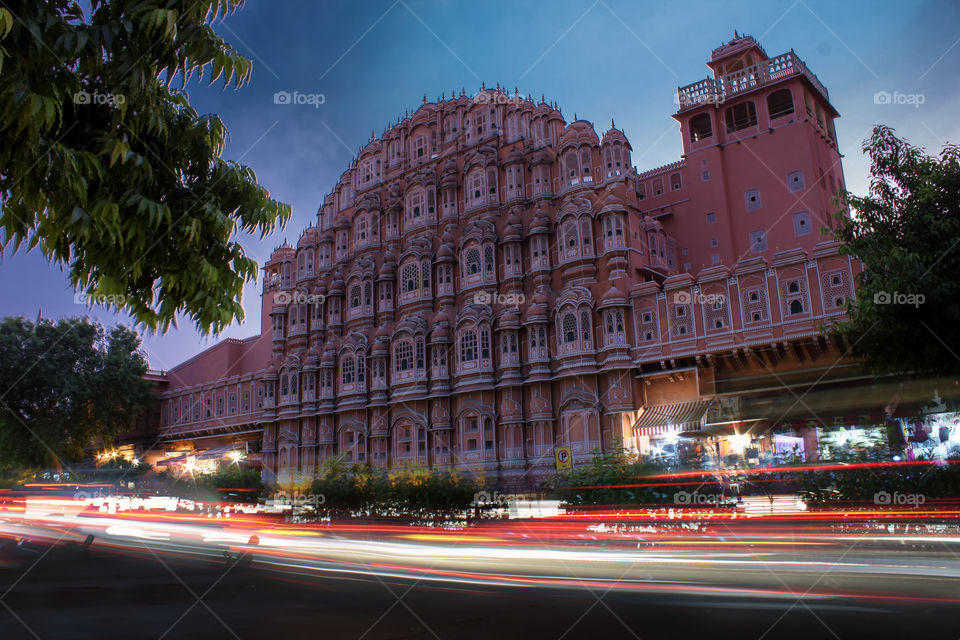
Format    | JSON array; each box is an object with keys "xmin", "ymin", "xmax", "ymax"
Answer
[{"xmin": 677, "ymin": 50, "xmax": 829, "ymax": 112}]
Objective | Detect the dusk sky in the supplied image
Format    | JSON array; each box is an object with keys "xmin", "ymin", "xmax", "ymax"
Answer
[{"xmin": 2, "ymin": 0, "xmax": 958, "ymax": 370}]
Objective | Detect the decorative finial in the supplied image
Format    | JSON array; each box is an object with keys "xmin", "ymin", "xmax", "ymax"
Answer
[
  {"xmin": 734, "ymin": 29, "xmax": 739, "ymax": 38},
  {"xmin": 441, "ymin": 92, "xmax": 445, "ymax": 101},
  {"xmin": 481, "ymin": 81, "xmax": 485, "ymax": 90},
  {"xmin": 611, "ymin": 118, "xmax": 616, "ymax": 129},
  {"xmin": 423, "ymin": 94, "xmax": 427, "ymax": 105}
]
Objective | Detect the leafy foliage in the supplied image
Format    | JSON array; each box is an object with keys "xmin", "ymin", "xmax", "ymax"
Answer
[
  {"xmin": 0, "ymin": 0, "xmax": 290, "ymax": 333},
  {"xmin": 163, "ymin": 463, "xmax": 264, "ymax": 501},
  {"xmin": 833, "ymin": 126, "xmax": 960, "ymax": 375},
  {"xmin": 0, "ymin": 316, "xmax": 155, "ymax": 468},
  {"xmin": 799, "ymin": 462, "xmax": 960, "ymax": 503},
  {"xmin": 308, "ymin": 458, "xmax": 482, "ymax": 517},
  {"xmin": 551, "ymin": 448, "xmax": 700, "ymax": 506}
]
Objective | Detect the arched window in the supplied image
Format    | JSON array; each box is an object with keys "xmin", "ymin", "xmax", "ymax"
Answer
[
  {"xmin": 670, "ymin": 173, "xmax": 682, "ymax": 191},
  {"xmin": 466, "ymin": 247, "xmax": 481, "ymax": 275},
  {"xmin": 426, "ymin": 188, "xmax": 436, "ymax": 220},
  {"xmin": 558, "ymin": 307, "xmax": 594, "ymax": 353},
  {"xmin": 485, "ymin": 166, "xmax": 498, "ymax": 202},
  {"xmin": 483, "ymin": 245, "xmax": 494, "ymax": 276},
  {"xmin": 406, "ymin": 189, "xmax": 423, "ymax": 227},
  {"xmin": 350, "ymin": 284, "xmax": 361, "ymax": 309},
  {"xmin": 528, "ymin": 326, "xmax": 547, "ymax": 360},
  {"xmin": 603, "ymin": 214, "xmax": 624, "ymax": 250},
  {"xmin": 401, "ymin": 263, "xmax": 419, "ymax": 293},
  {"xmin": 413, "ymin": 134, "xmax": 427, "ymax": 160},
  {"xmin": 580, "ymin": 310, "xmax": 591, "ymax": 344},
  {"xmin": 767, "ymin": 89, "xmax": 794, "ymax": 119},
  {"xmin": 356, "ymin": 214, "xmax": 369, "ymax": 244},
  {"xmin": 467, "ymin": 168, "xmax": 485, "ymax": 207},
  {"xmin": 395, "ymin": 341, "xmax": 413, "ymax": 372},
  {"xmin": 564, "ymin": 151, "xmax": 578, "ymax": 184},
  {"xmin": 689, "ymin": 113, "xmax": 713, "ymax": 142},
  {"xmin": 341, "ymin": 356, "xmax": 355, "ymax": 385},
  {"xmin": 460, "ymin": 331, "xmax": 477, "ymax": 362},
  {"xmin": 421, "ymin": 261, "xmax": 431, "ymax": 290},
  {"xmin": 725, "ymin": 101, "xmax": 758, "ymax": 132},
  {"xmin": 579, "ymin": 147, "xmax": 592, "ymax": 181},
  {"xmin": 579, "ymin": 218, "xmax": 593, "ymax": 254},
  {"xmin": 790, "ymin": 299, "xmax": 804, "ymax": 314},
  {"xmin": 562, "ymin": 312, "xmax": 577, "ymax": 344},
  {"xmin": 604, "ymin": 144, "xmax": 625, "ymax": 177}
]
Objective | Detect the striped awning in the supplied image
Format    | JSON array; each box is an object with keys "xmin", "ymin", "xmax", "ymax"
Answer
[{"xmin": 633, "ymin": 400, "xmax": 711, "ymax": 436}]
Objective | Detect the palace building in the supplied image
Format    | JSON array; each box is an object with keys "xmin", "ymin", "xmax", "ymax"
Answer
[{"xmin": 152, "ymin": 35, "xmax": 891, "ymax": 486}]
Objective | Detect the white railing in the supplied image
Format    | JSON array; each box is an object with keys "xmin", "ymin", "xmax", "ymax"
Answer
[{"xmin": 677, "ymin": 52, "xmax": 828, "ymax": 111}]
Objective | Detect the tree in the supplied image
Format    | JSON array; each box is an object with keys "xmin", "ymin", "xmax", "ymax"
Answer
[
  {"xmin": 0, "ymin": 0, "xmax": 290, "ymax": 334},
  {"xmin": 0, "ymin": 316, "xmax": 156, "ymax": 468},
  {"xmin": 833, "ymin": 126, "xmax": 960, "ymax": 376}
]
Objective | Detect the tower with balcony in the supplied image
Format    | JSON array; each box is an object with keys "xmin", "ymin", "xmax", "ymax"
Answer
[{"xmin": 671, "ymin": 34, "xmax": 845, "ymax": 272}]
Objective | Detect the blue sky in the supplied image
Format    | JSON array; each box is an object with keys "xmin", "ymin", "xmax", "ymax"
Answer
[{"xmin": 2, "ymin": 0, "xmax": 958, "ymax": 370}]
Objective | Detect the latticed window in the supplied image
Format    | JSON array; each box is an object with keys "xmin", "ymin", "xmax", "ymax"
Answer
[
  {"xmin": 341, "ymin": 357, "xmax": 354, "ymax": 384},
  {"xmin": 580, "ymin": 311, "xmax": 591, "ymax": 343},
  {"xmin": 480, "ymin": 329, "xmax": 490, "ymax": 359},
  {"xmin": 350, "ymin": 285, "xmax": 361, "ymax": 308},
  {"xmin": 562, "ymin": 313, "xmax": 577, "ymax": 343},
  {"xmin": 467, "ymin": 248, "xmax": 481, "ymax": 275},
  {"xmin": 402, "ymin": 263, "xmax": 419, "ymax": 292},
  {"xmin": 415, "ymin": 340, "xmax": 425, "ymax": 369},
  {"xmin": 460, "ymin": 331, "xmax": 477, "ymax": 362},
  {"xmin": 363, "ymin": 281, "xmax": 373, "ymax": 307},
  {"xmin": 483, "ymin": 245, "xmax": 494, "ymax": 274},
  {"xmin": 421, "ymin": 261, "xmax": 431, "ymax": 288},
  {"xmin": 395, "ymin": 342, "xmax": 413, "ymax": 371}
]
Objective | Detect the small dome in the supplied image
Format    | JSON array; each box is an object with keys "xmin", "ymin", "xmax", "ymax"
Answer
[
  {"xmin": 297, "ymin": 227, "xmax": 319, "ymax": 247},
  {"xmin": 601, "ymin": 124, "xmax": 632, "ymax": 149},
  {"xmin": 599, "ymin": 284, "xmax": 628, "ymax": 307},
  {"xmin": 559, "ymin": 120, "xmax": 599, "ymax": 148},
  {"xmin": 523, "ymin": 302, "xmax": 547, "ymax": 321},
  {"xmin": 505, "ymin": 146, "xmax": 525, "ymax": 164}
]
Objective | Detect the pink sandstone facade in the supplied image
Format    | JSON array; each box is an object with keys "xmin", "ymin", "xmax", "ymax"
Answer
[{"xmin": 155, "ymin": 35, "xmax": 860, "ymax": 485}]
